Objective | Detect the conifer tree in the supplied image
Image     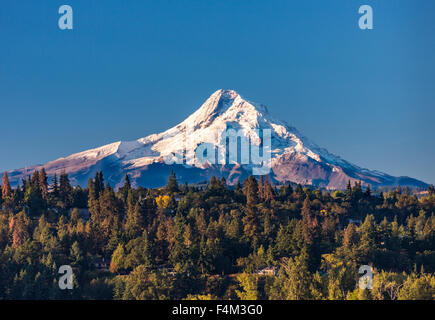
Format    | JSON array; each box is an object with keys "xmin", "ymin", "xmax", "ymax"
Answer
[
  {"xmin": 59, "ymin": 171, "xmax": 72, "ymax": 208},
  {"xmin": 94, "ymin": 171, "xmax": 105, "ymax": 197},
  {"xmin": 2, "ymin": 171, "xmax": 12, "ymax": 199},
  {"xmin": 343, "ymin": 223, "xmax": 359, "ymax": 248},
  {"xmin": 170, "ymin": 212, "xmax": 187, "ymax": 268},
  {"xmin": 345, "ymin": 181, "xmax": 352, "ymax": 201},
  {"xmin": 125, "ymin": 190, "xmax": 143, "ymax": 239},
  {"xmin": 263, "ymin": 175, "xmax": 274, "ymax": 203},
  {"xmin": 365, "ymin": 184, "xmax": 372, "ymax": 197},
  {"xmin": 52, "ymin": 173, "xmax": 59, "ymax": 198},
  {"xmin": 235, "ymin": 181, "xmax": 242, "ymax": 194},
  {"xmin": 280, "ymin": 183, "xmax": 293, "ymax": 200},
  {"xmin": 39, "ymin": 168, "xmax": 48, "ymax": 200},
  {"xmin": 295, "ymin": 184, "xmax": 303, "ymax": 196},
  {"xmin": 140, "ymin": 231, "xmax": 154, "ymax": 270},
  {"xmin": 11, "ymin": 210, "xmax": 31, "ymax": 248},
  {"xmin": 301, "ymin": 197, "xmax": 314, "ymax": 244},
  {"xmin": 70, "ymin": 241, "xmax": 85, "ymax": 269},
  {"xmin": 119, "ymin": 174, "xmax": 131, "ymax": 202},
  {"xmin": 243, "ymin": 176, "xmax": 258, "ymax": 206},
  {"xmin": 243, "ymin": 204, "xmax": 260, "ymax": 243},
  {"xmin": 166, "ymin": 171, "xmax": 179, "ymax": 193},
  {"xmin": 396, "ymin": 186, "xmax": 402, "ymax": 195},
  {"xmin": 257, "ymin": 175, "xmax": 264, "ymax": 201}
]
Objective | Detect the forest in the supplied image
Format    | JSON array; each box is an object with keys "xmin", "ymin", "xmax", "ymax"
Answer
[{"xmin": 0, "ymin": 169, "xmax": 434, "ymax": 300}]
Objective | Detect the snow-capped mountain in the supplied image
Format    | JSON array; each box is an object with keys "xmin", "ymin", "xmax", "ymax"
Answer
[{"xmin": 5, "ymin": 90, "xmax": 428, "ymax": 190}]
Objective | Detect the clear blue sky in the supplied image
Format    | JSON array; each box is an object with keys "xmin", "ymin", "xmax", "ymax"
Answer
[{"xmin": 1, "ymin": 0, "xmax": 434, "ymax": 184}]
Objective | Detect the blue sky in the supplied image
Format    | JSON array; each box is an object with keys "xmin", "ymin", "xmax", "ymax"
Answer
[{"xmin": 0, "ymin": 0, "xmax": 434, "ymax": 184}]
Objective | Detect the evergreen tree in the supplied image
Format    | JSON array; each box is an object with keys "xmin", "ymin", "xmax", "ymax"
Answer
[
  {"xmin": 263, "ymin": 175, "xmax": 274, "ymax": 203},
  {"xmin": 396, "ymin": 186, "xmax": 402, "ymax": 196},
  {"xmin": 257, "ymin": 176, "xmax": 264, "ymax": 201},
  {"xmin": 170, "ymin": 212, "xmax": 187, "ymax": 268},
  {"xmin": 365, "ymin": 184, "xmax": 371, "ymax": 197},
  {"xmin": 70, "ymin": 241, "xmax": 85, "ymax": 269},
  {"xmin": 94, "ymin": 171, "xmax": 105, "ymax": 197},
  {"xmin": 301, "ymin": 197, "xmax": 314, "ymax": 244},
  {"xmin": 243, "ymin": 204, "xmax": 260, "ymax": 244},
  {"xmin": 166, "ymin": 171, "xmax": 179, "ymax": 193},
  {"xmin": 52, "ymin": 173, "xmax": 59, "ymax": 198},
  {"xmin": 125, "ymin": 190, "xmax": 143, "ymax": 239},
  {"xmin": 343, "ymin": 223, "xmax": 359, "ymax": 248},
  {"xmin": 59, "ymin": 171, "xmax": 72, "ymax": 208},
  {"xmin": 345, "ymin": 181, "xmax": 352, "ymax": 201},
  {"xmin": 119, "ymin": 174, "xmax": 132, "ymax": 202},
  {"xmin": 295, "ymin": 184, "xmax": 304, "ymax": 196},
  {"xmin": 2, "ymin": 171, "xmax": 11, "ymax": 199},
  {"xmin": 279, "ymin": 183, "xmax": 293, "ymax": 200},
  {"xmin": 428, "ymin": 184, "xmax": 435, "ymax": 197},
  {"xmin": 243, "ymin": 176, "xmax": 258, "ymax": 206},
  {"xmin": 39, "ymin": 168, "xmax": 48, "ymax": 200}
]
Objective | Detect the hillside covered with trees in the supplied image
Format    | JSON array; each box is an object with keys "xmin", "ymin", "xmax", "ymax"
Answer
[{"xmin": 0, "ymin": 170, "xmax": 434, "ymax": 300}]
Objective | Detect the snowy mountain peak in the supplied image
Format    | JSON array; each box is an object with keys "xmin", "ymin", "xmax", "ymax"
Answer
[
  {"xmin": 4, "ymin": 90, "xmax": 428, "ymax": 190},
  {"xmin": 181, "ymin": 89, "xmax": 269, "ymax": 131}
]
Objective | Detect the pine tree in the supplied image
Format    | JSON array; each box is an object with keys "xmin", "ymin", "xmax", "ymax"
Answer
[
  {"xmin": 2, "ymin": 171, "xmax": 11, "ymax": 199},
  {"xmin": 345, "ymin": 181, "xmax": 352, "ymax": 201},
  {"xmin": 59, "ymin": 171, "xmax": 72, "ymax": 208},
  {"xmin": 396, "ymin": 186, "xmax": 402, "ymax": 195},
  {"xmin": 125, "ymin": 190, "xmax": 143, "ymax": 239},
  {"xmin": 343, "ymin": 223, "xmax": 359, "ymax": 248},
  {"xmin": 124, "ymin": 174, "xmax": 131, "ymax": 189},
  {"xmin": 360, "ymin": 214, "xmax": 377, "ymax": 248},
  {"xmin": 257, "ymin": 176, "xmax": 264, "ymax": 201},
  {"xmin": 295, "ymin": 184, "xmax": 303, "ymax": 196},
  {"xmin": 52, "ymin": 173, "xmax": 59, "ymax": 198},
  {"xmin": 365, "ymin": 184, "xmax": 371, "ymax": 197},
  {"xmin": 11, "ymin": 210, "xmax": 31, "ymax": 248},
  {"xmin": 94, "ymin": 171, "xmax": 105, "ymax": 197},
  {"xmin": 263, "ymin": 175, "xmax": 274, "ymax": 202},
  {"xmin": 39, "ymin": 168, "xmax": 48, "ymax": 200},
  {"xmin": 141, "ymin": 231, "xmax": 153, "ymax": 270},
  {"xmin": 243, "ymin": 176, "xmax": 258, "ymax": 206},
  {"xmin": 428, "ymin": 184, "xmax": 435, "ymax": 196},
  {"xmin": 170, "ymin": 212, "xmax": 187, "ymax": 267},
  {"xmin": 301, "ymin": 197, "xmax": 314, "ymax": 244},
  {"xmin": 235, "ymin": 181, "xmax": 242, "ymax": 194},
  {"xmin": 280, "ymin": 183, "xmax": 293, "ymax": 200},
  {"xmin": 243, "ymin": 204, "xmax": 260, "ymax": 243},
  {"xmin": 119, "ymin": 174, "xmax": 131, "ymax": 202},
  {"xmin": 31, "ymin": 170, "xmax": 40, "ymax": 191},
  {"xmin": 70, "ymin": 241, "xmax": 85, "ymax": 268},
  {"xmin": 166, "ymin": 171, "xmax": 179, "ymax": 193},
  {"xmin": 27, "ymin": 170, "xmax": 45, "ymax": 215}
]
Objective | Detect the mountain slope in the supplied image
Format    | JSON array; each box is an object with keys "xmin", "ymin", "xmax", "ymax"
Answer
[{"xmin": 5, "ymin": 90, "xmax": 428, "ymax": 190}]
